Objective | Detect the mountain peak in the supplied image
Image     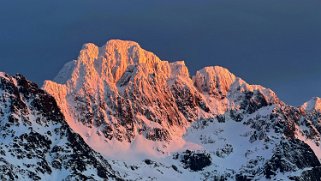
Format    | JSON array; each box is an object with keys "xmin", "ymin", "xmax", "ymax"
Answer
[
  {"xmin": 194, "ymin": 66, "xmax": 237, "ymax": 97},
  {"xmin": 301, "ymin": 97, "xmax": 321, "ymax": 112},
  {"xmin": 79, "ymin": 39, "xmax": 156, "ymax": 64},
  {"xmin": 43, "ymin": 39, "xmax": 282, "ymax": 160},
  {"xmin": 2, "ymin": 38, "xmax": 319, "ymax": 180},
  {"xmin": 0, "ymin": 72, "xmax": 8, "ymax": 79},
  {"xmin": 103, "ymin": 39, "xmax": 162, "ymax": 65},
  {"xmin": 51, "ymin": 39, "xmax": 164, "ymax": 85},
  {"xmin": 104, "ymin": 39, "xmax": 141, "ymax": 49},
  {"xmin": 80, "ymin": 43, "xmax": 99, "ymax": 60}
]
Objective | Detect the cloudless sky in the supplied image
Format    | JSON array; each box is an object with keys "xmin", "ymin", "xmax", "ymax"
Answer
[{"xmin": 0, "ymin": 0, "xmax": 320, "ymax": 106}]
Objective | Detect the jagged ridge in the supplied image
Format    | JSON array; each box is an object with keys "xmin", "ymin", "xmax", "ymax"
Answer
[
  {"xmin": 40, "ymin": 39, "xmax": 321, "ymax": 180},
  {"xmin": 43, "ymin": 40, "xmax": 279, "ymax": 155},
  {"xmin": 0, "ymin": 72, "xmax": 120, "ymax": 180}
]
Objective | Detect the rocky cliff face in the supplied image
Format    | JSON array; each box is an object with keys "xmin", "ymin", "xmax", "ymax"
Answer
[
  {"xmin": 0, "ymin": 73, "xmax": 120, "ymax": 180},
  {"xmin": 301, "ymin": 97, "xmax": 321, "ymax": 113},
  {"xmin": 2, "ymin": 39, "xmax": 318, "ymax": 180},
  {"xmin": 43, "ymin": 40, "xmax": 280, "ymax": 157},
  {"xmin": 40, "ymin": 39, "xmax": 321, "ymax": 180}
]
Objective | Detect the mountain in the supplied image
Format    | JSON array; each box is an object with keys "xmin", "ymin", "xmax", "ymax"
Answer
[
  {"xmin": 41, "ymin": 39, "xmax": 321, "ymax": 180},
  {"xmin": 0, "ymin": 39, "xmax": 319, "ymax": 180},
  {"xmin": 43, "ymin": 40, "xmax": 279, "ymax": 157},
  {"xmin": 301, "ymin": 97, "xmax": 321, "ymax": 113},
  {"xmin": 0, "ymin": 72, "xmax": 121, "ymax": 180}
]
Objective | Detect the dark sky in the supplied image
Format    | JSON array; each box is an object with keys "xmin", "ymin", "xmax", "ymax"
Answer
[{"xmin": 0, "ymin": 0, "xmax": 320, "ymax": 106}]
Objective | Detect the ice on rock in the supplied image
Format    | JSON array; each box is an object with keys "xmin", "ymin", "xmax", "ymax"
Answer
[
  {"xmin": 40, "ymin": 39, "xmax": 321, "ymax": 181},
  {"xmin": 301, "ymin": 97, "xmax": 321, "ymax": 113},
  {"xmin": 194, "ymin": 66, "xmax": 237, "ymax": 97}
]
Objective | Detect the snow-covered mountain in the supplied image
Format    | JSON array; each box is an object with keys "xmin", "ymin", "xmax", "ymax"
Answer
[
  {"xmin": 43, "ymin": 40, "xmax": 279, "ymax": 158},
  {"xmin": 1, "ymin": 39, "xmax": 321, "ymax": 180},
  {"xmin": 0, "ymin": 73, "xmax": 120, "ymax": 180},
  {"xmin": 41, "ymin": 39, "xmax": 321, "ymax": 180},
  {"xmin": 301, "ymin": 97, "xmax": 321, "ymax": 113}
]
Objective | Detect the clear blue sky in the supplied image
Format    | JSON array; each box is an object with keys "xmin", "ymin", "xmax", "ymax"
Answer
[{"xmin": 0, "ymin": 0, "xmax": 320, "ymax": 106}]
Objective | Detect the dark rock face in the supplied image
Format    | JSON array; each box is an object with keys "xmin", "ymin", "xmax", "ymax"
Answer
[
  {"xmin": 298, "ymin": 110, "xmax": 321, "ymax": 146},
  {"xmin": 230, "ymin": 110, "xmax": 244, "ymax": 122},
  {"xmin": 290, "ymin": 166, "xmax": 321, "ymax": 181},
  {"xmin": 179, "ymin": 150, "xmax": 212, "ymax": 171},
  {"xmin": 144, "ymin": 159, "xmax": 155, "ymax": 165},
  {"xmin": 235, "ymin": 174, "xmax": 253, "ymax": 181},
  {"xmin": 145, "ymin": 128, "xmax": 170, "ymax": 141},
  {"xmin": 215, "ymin": 144, "xmax": 233, "ymax": 158},
  {"xmin": 240, "ymin": 91, "xmax": 269, "ymax": 114},
  {"xmin": 216, "ymin": 115, "xmax": 225, "ymax": 123},
  {"xmin": 171, "ymin": 82, "xmax": 210, "ymax": 122},
  {"xmin": 0, "ymin": 74, "xmax": 120, "ymax": 180},
  {"xmin": 264, "ymin": 139, "xmax": 320, "ymax": 179},
  {"xmin": 1, "ymin": 64, "xmax": 321, "ymax": 181},
  {"xmin": 68, "ymin": 68, "xmax": 209, "ymax": 143}
]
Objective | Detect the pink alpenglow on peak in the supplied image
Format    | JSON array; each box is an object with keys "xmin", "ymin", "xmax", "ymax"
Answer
[
  {"xmin": 301, "ymin": 97, "xmax": 321, "ymax": 113},
  {"xmin": 0, "ymin": 72, "xmax": 8, "ymax": 80},
  {"xmin": 194, "ymin": 66, "xmax": 237, "ymax": 97},
  {"xmin": 43, "ymin": 39, "xmax": 280, "ymax": 160},
  {"xmin": 0, "ymin": 38, "xmax": 314, "ymax": 181}
]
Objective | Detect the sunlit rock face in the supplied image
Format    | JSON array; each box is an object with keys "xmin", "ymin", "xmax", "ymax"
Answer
[
  {"xmin": 43, "ymin": 40, "xmax": 201, "ymax": 154},
  {"xmin": 301, "ymin": 97, "xmax": 321, "ymax": 113},
  {"xmin": 43, "ymin": 39, "xmax": 279, "ymax": 157},
  {"xmin": 41, "ymin": 39, "xmax": 321, "ymax": 180},
  {"xmin": 0, "ymin": 73, "xmax": 120, "ymax": 180},
  {"xmin": 194, "ymin": 66, "xmax": 237, "ymax": 98}
]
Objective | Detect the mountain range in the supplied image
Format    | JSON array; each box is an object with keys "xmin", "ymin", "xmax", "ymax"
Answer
[{"xmin": 1, "ymin": 39, "xmax": 321, "ymax": 180}]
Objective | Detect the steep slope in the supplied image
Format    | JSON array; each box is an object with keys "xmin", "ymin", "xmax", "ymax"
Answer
[
  {"xmin": 301, "ymin": 97, "xmax": 321, "ymax": 113},
  {"xmin": 43, "ymin": 40, "xmax": 207, "ymax": 158},
  {"xmin": 43, "ymin": 39, "xmax": 321, "ymax": 180},
  {"xmin": 43, "ymin": 40, "xmax": 279, "ymax": 158},
  {"xmin": 295, "ymin": 97, "xmax": 321, "ymax": 160},
  {"xmin": 0, "ymin": 72, "xmax": 120, "ymax": 180}
]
